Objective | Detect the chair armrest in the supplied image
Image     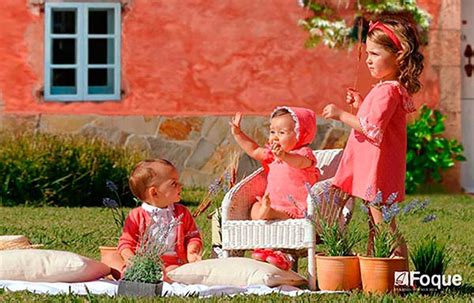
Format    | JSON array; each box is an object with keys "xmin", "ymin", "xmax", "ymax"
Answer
[
  {"xmin": 221, "ymin": 168, "xmax": 267, "ymax": 221},
  {"xmin": 313, "ymin": 149, "xmax": 343, "ymax": 181}
]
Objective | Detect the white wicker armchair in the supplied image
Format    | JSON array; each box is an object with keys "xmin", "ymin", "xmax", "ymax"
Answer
[{"xmin": 220, "ymin": 149, "xmax": 353, "ymax": 290}]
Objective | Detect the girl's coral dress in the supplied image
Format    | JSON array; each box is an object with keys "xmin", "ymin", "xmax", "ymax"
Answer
[{"xmin": 332, "ymin": 81, "xmax": 416, "ymax": 202}]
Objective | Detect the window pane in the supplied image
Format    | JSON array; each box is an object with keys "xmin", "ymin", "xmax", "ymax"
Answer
[
  {"xmin": 88, "ymin": 68, "xmax": 114, "ymax": 94},
  {"xmin": 51, "ymin": 68, "xmax": 76, "ymax": 95},
  {"xmin": 89, "ymin": 9, "xmax": 114, "ymax": 34},
  {"xmin": 88, "ymin": 38, "xmax": 114, "ymax": 64},
  {"xmin": 52, "ymin": 39, "xmax": 76, "ymax": 64},
  {"xmin": 52, "ymin": 10, "xmax": 76, "ymax": 34}
]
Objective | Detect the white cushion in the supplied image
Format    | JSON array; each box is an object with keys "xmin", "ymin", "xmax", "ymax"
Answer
[
  {"xmin": 0, "ymin": 249, "xmax": 110, "ymax": 282},
  {"xmin": 167, "ymin": 257, "xmax": 306, "ymax": 287}
]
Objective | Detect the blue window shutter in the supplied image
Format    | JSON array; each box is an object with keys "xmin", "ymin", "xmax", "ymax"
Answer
[{"xmin": 44, "ymin": 3, "xmax": 121, "ymax": 102}]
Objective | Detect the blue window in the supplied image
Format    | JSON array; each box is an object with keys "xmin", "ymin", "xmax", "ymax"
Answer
[{"xmin": 44, "ymin": 3, "xmax": 121, "ymax": 101}]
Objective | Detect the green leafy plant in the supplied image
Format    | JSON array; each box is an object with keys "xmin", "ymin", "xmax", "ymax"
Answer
[
  {"xmin": 306, "ymin": 182, "xmax": 363, "ymax": 256},
  {"xmin": 0, "ymin": 131, "xmax": 143, "ymax": 206},
  {"xmin": 406, "ymin": 105, "xmax": 466, "ymax": 193},
  {"xmin": 123, "ymin": 213, "xmax": 182, "ymax": 284},
  {"xmin": 410, "ymin": 237, "xmax": 451, "ymax": 293},
  {"xmin": 372, "ymin": 223, "xmax": 402, "ymax": 258},
  {"xmin": 298, "ymin": 0, "xmax": 431, "ymax": 49},
  {"xmin": 318, "ymin": 220, "xmax": 363, "ymax": 256},
  {"xmin": 410, "ymin": 237, "xmax": 451, "ymax": 277}
]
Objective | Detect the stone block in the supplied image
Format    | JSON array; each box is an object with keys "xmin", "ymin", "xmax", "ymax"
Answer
[
  {"xmin": 320, "ymin": 126, "xmax": 350, "ymax": 149},
  {"xmin": 200, "ymin": 144, "xmax": 240, "ymax": 175},
  {"xmin": 94, "ymin": 116, "xmax": 161, "ymax": 136},
  {"xmin": 39, "ymin": 115, "xmax": 96, "ymax": 134},
  {"xmin": 147, "ymin": 137, "xmax": 192, "ymax": 172},
  {"xmin": 185, "ymin": 138, "xmax": 216, "ymax": 170},
  {"xmin": 201, "ymin": 116, "xmax": 218, "ymax": 137},
  {"xmin": 429, "ymin": 30, "xmax": 461, "ymax": 67},
  {"xmin": 180, "ymin": 169, "xmax": 215, "ymax": 188},
  {"xmin": 237, "ymin": 153, "xmax": 262, "ymax": 182},
  {"xmin": 158, "ymin": 117, "xmax": 203, "ymax": 141},
  {"xmin": 205, "ymin": 117, "xmax": 230, "ymax": 145},
  {"xmin": 438, "ymin": 0, "xmax": 461, "ymax": 30},
  {"xmin": 80, "ymin": 124, "xmax": 129, "ymax": 146},
  {"xmin": 0, "ymin": 114, "xmax": 38, "ymax": 132},
  {"xmin": 124, "ymin": 134, "xmax": 152, "ymax": 154}
]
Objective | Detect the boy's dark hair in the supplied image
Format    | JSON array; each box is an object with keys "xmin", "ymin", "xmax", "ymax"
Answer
[{"xmin": 129, "ymin": 159, "xmax": 174, "ymax": 200}]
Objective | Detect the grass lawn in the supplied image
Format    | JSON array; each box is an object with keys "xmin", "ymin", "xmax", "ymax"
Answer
[{"xmin": 0, "ymin": 189, "xmax": 472, "ymax": 302}]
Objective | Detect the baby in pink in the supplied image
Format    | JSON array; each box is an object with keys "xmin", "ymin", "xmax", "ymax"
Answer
[{"xmin": 230, "ymin": 106, "xmax": 320, "ymax": 219}]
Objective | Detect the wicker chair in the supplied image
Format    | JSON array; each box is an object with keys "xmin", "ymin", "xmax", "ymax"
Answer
[{"xmin": 220, "ymin": 148, "xmax": 353, "ymax": 290}]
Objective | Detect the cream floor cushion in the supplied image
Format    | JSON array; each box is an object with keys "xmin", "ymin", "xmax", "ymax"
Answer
[
  {"xmin": 0, "ymin": 249, "xmax": 110, "ymax": 282},
  {"xmin": 167, "ymin": 257, "xmax": 307, "ymax": 287}
]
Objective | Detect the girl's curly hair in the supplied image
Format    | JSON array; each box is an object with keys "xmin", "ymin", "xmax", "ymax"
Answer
[{"xmin": 368, "ymin": 14, "xmax": 424, "ymax": 95}]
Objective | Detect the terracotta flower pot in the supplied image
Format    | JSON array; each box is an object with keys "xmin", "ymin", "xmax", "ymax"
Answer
[
  {"xmin": 99, "ymin": 246, "xmax": 125, "ymax": 280},
  {"xmin": 316, "ymin": 254, "xmax": 361, "ymax": 291},
  {"xmin": 359, "ymin": 256, "xmax": 408, "ymax": 294}
]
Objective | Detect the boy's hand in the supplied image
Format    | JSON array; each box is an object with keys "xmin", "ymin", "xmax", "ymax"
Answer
[
  {"xmin": 187, "ymin": 243, "xmax": 202, "ymax": 263},
  {"xmin": 346, "ymin": 88, "xmax": 362, "ymax": 109},
  {"xmin": 229, "ymin": 112, "xmax": 242, "ymax": 135},
  {"xmin": 322, "ymin": 104, "xmax": 343, "ymax": 121}
]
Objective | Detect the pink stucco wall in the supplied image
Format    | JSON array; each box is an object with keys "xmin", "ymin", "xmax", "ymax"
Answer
[{"xmin": 0, "ymin": 0, "xmax": 440, "ymax": 116}]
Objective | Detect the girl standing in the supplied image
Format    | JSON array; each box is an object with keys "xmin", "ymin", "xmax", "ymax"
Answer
[{"xmin": 322, "ymin": 16, "xmax": 424, "ymax": 258}]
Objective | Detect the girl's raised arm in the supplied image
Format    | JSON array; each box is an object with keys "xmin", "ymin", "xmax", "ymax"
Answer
[{"xmin": 229, "ymin": 112, "xmax": 266, "ymax": 161}]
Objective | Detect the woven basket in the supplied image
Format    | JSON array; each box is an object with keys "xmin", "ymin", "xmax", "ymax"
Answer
[{"xmin": 0, "ymin": 235, "xmax": 42, "ymax": 250}]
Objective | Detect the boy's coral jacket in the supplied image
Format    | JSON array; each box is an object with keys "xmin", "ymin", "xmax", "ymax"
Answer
[{"xmin": 118, "ymin": 203, "xmax": 202, "ymax": 266}]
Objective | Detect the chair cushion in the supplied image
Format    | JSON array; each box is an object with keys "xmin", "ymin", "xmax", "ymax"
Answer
[
  {"xmin": 167, "ymin": 257, "xmax": 307, "ymax": 287},
  {"xmin": 0, "ymin": 249, "xmax": 110, "ymax": 282}
]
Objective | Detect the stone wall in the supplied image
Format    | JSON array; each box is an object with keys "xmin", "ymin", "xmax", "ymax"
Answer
[
  {"xmin": 432, "ymin": 0, "xmax": 462, "ymax": 191},
  {"xmin": 0, "ymin": 113, "xmax": 349, "ymax": 187}
]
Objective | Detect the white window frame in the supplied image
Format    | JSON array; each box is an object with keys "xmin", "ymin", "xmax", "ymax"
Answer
[{"xmin": 44, "ymin": 2, "xmax": 121, "ymax": 101}]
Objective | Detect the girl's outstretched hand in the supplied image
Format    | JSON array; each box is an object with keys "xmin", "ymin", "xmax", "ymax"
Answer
[
  {"xmin": 322, "ymin": 104, "xmax": 343, "ymax": 120},
  {"xmin": 346, "ymin": 88, "xmax": 362, "ymax": 109},
  {"xmin": 229, "ymin": 112, "xmax": 242, "ymax": 135}
]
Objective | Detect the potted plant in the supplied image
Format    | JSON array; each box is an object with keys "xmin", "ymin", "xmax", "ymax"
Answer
[
  {"xmin": 308, "ymin": 183, "xmax": 363, "ymax": 291},
  {"xmin": 358, "ymin": 192, "xmax": 428, "ymax": 294},
  {"xmin": 410, "ymin": 237, "xmax": 451, "ymax": 294},
  {"xmin": 118, "ymin": 211, "xmax": 182, "ymax": 297},
  {"xmin": 100, "ymin": 180, "xmax": 128, "ymax": 279}
]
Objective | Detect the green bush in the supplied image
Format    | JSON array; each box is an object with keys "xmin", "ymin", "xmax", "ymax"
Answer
[
  {"xmin": 406, "ymin": 106, "xmax": 466, "ymax": 193},
  {"xmin": 410, "ymin": 237, "xmax": 451, "ymax": 293},
  {"xmin": 0, "ymin": 131, "xmax": 144, "ymax": 206}
]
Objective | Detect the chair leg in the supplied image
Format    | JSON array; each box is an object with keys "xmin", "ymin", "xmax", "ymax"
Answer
[{"xmin": 308, "ymin": 247, "xmax": 317, "ymax": 291}]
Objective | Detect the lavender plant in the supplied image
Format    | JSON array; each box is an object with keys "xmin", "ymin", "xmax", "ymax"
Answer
[
  {"xmin": 362, "ymin": 189, "xmax": 431, "ymax": 258},
  {"xmin": 305, "ymin": 181, "xmax": 362, "ymax": 256},
  {"xmin": 123, "ymin": 212, "xmax": 183, "ymax": 284},
  {"xmin": 102, "ymin": 180, "xmax": 127, "ymax": 236}
]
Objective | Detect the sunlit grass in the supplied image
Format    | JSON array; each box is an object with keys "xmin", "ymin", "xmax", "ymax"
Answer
[{"xmin": 0, "ymin": 190, "xmax": 472, "ymax": 302}]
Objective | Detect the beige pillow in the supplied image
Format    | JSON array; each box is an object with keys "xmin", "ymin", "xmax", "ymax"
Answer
[
  {"xmin": 0, "ymin": 249, "xmax": 110, "ymax": 282},
  {"xmin": 167, "ymin": 257, "xmax": 307, "ymax": 287}
]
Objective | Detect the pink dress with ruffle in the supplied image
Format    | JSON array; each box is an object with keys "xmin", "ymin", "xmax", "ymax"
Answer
[
  {"xmin": 263, "ymin": 146, "xmax": 320, "ymax": 218},
  {"xmin": 332, "ymin": 81, "xmax": 415, "ymax": 202}
]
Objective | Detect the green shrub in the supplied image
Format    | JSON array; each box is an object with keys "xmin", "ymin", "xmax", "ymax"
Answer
[
  {"xmin": 406, "ymin": 105, "xmax": 466, "ymax": 193},
  {"xmin": 410, "ymin": 237, "xmax": 451, "ymax": 293},
  {"xmin": 410, "ymin": 237, "xmax": 451, "ymax": 276},
  {"xmin": 0, "ymin": 131, "xmax": 144, "ymax": 206}
]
